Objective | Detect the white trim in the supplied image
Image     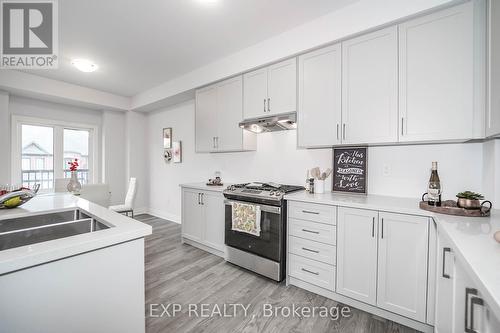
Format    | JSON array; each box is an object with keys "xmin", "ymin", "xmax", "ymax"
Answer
[
  {"xmin": 145, "ymin": 208, "xmax": 181, "ymax": 224},
  {"xmin": 11, "ymin": 115, "xmax": 99, "ymax": 189}
]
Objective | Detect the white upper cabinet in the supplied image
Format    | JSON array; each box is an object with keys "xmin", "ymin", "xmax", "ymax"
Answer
[
  {"xmin": 487, "ymin": 0, "xmax": 500, "ymax": 137},
  {"xmin": 195, "ymin": 76, "xmax": 256, "ymax": 153},
  {"xmin": 243, "ymin": 58, "xmax": 297, "ymax": 119},
  {"xmin": 267, "ymin": 58, "xmax": 297, "ymax": 115},
  {"xmin": 377, "ymin": 212, "xmax": 429, "ymax": 322},
  {"xmin": 195, "ymin": 86, "xmax": 217, "ymax": 153},
  {"xmin": 216, "ymin": 76, "xmax": 245, "ymax": 151},
  {"xmin": 243, "ymin": 68, "xmax": 268, "ymax": 120},
  {"xmin": 336, "ymin": 207, "xmax": 378, "ymax": 306},
  {"xmin": 342, "ymin": 27, "xmax": 398, "ymax": 144},
  {"xmin": 298, "ymin": 44, "xmax": 342, "ymax": 147},
  {"xmin": 399, "ymin": 2, "xmax": 475, "ymax": 142}
]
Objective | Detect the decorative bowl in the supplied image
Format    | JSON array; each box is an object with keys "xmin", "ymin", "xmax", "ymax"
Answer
[{"xmin": 0, "ymin": 184, "xmax": 40, "ymax": 209}]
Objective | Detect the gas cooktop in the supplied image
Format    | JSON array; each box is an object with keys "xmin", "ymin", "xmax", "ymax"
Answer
[{"xmin": 223, "ymin": 182, "xmax": 304, "ymax": 201}]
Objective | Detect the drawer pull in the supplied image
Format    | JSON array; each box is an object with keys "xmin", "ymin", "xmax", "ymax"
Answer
[
  {"xmin": 302, "ymin": 210, "xmax": 320, "ymax": 215},
  {"xmin": 301, "ymin": 229, "xmax": 319, "ymax": 234},
  {"xmin": 301, "ymin": 247, "xmax": 319, "ymax": 254},
  {"xmin": 301, "ymin": 268, "xmax": 319, "ymax": 276}
]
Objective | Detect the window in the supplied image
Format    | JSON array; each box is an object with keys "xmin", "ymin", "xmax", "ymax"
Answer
[
  {"xmin": 21, "ymin": 124, "xmax": 54, "ymax": 190},
  {"xmin": 63, "ymin": 129, "xmax": 90, "ymax": 185},
  {"xmin": 12, "ymin": 116, "xmax": 98, "ymax": 191}
]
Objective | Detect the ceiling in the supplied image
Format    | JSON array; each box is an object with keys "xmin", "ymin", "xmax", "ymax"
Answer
[{"xmin": 20, "ymin": 0, "xmax": 358, "ymax": 96}]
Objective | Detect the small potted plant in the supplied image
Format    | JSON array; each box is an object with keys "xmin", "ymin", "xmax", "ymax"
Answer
[{"xmin": 456, "ymin": 191, "xmax": 484, "ymax": 210}]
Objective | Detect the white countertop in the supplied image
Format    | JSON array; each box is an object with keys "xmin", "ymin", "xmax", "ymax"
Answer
[
  {"xmin": 180, "ymin": 182, "xmax": 227, "ymax": 192},
  {"xmin": 285, "ymin": 191, "xmax": 500, "ymax": 319},
  {"xmin": 0, "ymin": 193, "xmax": 152, "ymax": 275}
]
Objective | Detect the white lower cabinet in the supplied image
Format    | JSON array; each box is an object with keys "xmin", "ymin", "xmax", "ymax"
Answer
[
  {"xmin": 181, "ymin": 188, "xmax": 225, "ymax": 254},
  {"xmin": 291, "ymin": 205, "xmax": 432, "ymax": 325},
  {"xmin": 336, "ymin": 207, "xmax": 378, "ymax": 305},
  {"xmin": 436, "ymin": 231, "xmax": 500, "ymax": 333},
  {"xmin": 376, "ymin": 212, "xmax": 429, "ymax": 322}
]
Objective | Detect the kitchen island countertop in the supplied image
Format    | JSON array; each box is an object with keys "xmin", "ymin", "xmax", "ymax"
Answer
[{"xmin": 0, "ymin": 193, "xmax": 152, "ymax": 275}]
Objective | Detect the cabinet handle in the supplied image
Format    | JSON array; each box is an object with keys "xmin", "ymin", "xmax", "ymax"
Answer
[
  {"xmin": 267, "ymin": 98, "xmax": 270, "ymax": 112},
  {"xmin": 301, "ymin": 268, "xmax": 319, "ymax": 276},
  {"xmin": 201, "ymin": 193, "xmax": 204, "ymax": 205},
  {"xmin": 465, "ymin": 288, "xmax": 478, "ymax": 332},
  {"xmin": 372, "ymin": 217, "xmax": 375, "ymax": 238},
  {"xmin": 401, "ymin": 118, "xmax": 404, "ymax": 136},
  {"xmin": 336, "ymin": 124, "xmax": 339, "ymax": 140},
  {"xmin": 442, "ymin": 247, "xmax": 452, "ymax": 279},
  {"xmin": 264, "ymin": 99, "xmax": 266, "ymax": 112},
  {"xmin": 197, "ymin": 193, "xmax": 201, "ymax": 205},
  {"xmin": 302, "ymin": 210, "xmax": 319, "ymax": 215},
  {"xmin": 215, "ymin": 137, "xmax": 219, "ymax": 149},
  {"xmin": 212, "ymin": 137, "xmax": 216, "ymax": 148},
  {"xmin": 301, "ymin": 229, "xmax": 319, "ymax": 234},
  {"xmin": 302, "ymin": 247, "xmax": 320, "ymax": 254},
  {"xmin": 343, "ymin": 124, "xmax": 346, "ymax": 140},
  {"xmin": 469, "ymin": 297, "xmax": 484, "ymax": 333},
  {"xmin": 381, "ymin": 218, "xmax": 384, "ymax": 239}
]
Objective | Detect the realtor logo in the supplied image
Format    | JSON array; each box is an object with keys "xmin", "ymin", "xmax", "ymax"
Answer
[{"xmin": 1, "ymin": 0, "xmax": 58, "ymax": 68}]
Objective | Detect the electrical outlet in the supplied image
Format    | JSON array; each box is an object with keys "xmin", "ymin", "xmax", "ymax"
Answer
[{"xmin": 383, "ymin": 164, "xmax": 391, "ymax": 176}]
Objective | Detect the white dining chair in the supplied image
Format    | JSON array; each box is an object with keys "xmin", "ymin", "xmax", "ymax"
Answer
[
  {"xmin": 109, "ymin": 178, "xmax": 137, "ymax": 218},
  {"xmin": 54, "ymin": 178, "xmax": 68, "ymax": 192}
]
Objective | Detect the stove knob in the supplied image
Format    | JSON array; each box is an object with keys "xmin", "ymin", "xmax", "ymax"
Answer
[{"xmin": 269, "ymin": 190, "xmax": 275, "ymax": 196}]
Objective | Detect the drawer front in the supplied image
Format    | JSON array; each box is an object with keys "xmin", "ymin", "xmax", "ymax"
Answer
[
  {"xmin": 289, "ymin": 201, "xmax": 337, "ymax": 225},
  {"xmin": 289, "ymin": 236, "xmax": 336, "ymax": 265},
  {"xmin": 289, "ymin": 254, "xmax": 335, "ymax": 291},
  {"xmin": 289, "ymin": 218, "xmax": 336, "ymax": 245}
]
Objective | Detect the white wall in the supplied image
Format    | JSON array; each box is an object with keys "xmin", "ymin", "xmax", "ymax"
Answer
[
  {"xmin": 125, "ymin": 111, "xmax": 149, "ymax": 211},
  {"xmin": 147, "ymin": 100, "xmax": 487, "ymax": 222},
  {"xmin": 102, "ymin": 110, "xmax": 127, "ymax": 205}
]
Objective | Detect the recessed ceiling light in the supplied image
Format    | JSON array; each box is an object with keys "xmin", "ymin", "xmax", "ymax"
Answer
[
  {"xmin": 71, "ymin": 59, "xmax": 98, "ymax": 73},
  {"xmin": 196, "ymin": 0, "xmax": 218, "ymax": 5}
]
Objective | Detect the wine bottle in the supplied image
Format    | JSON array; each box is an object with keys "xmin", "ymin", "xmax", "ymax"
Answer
[
  {"xmin": 305, "ymin": 170, "xmax": 311, "ymax": 193},
  {"xmin": 427, "ymin": 161, "xmax": 442, "ymax": 206}
]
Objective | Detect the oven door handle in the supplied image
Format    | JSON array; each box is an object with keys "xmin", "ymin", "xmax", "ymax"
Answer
[{"xmin": 224, "ymin": 199, "xmax": 281, "ymax": 214}]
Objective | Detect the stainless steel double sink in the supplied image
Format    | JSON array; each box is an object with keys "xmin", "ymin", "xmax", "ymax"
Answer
[{"xmin": 0, "ymin": 210, "xmax": 110, "ymax": 251}]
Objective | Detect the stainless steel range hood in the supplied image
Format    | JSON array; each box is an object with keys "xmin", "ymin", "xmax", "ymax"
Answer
[{"xmin": 239, "ymin": 112, "xmax": 297, "ymax": 133}]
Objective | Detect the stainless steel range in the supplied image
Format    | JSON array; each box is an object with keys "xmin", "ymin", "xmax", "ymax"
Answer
[{"xmin": 223, "ymin": 182, "xmax": 304, "ymax": 281}]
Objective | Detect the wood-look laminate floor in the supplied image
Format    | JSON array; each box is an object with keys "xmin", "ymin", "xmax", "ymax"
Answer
[{"xmin": 136, "ymin": 214, "xmax": 420, "ymax": 333}]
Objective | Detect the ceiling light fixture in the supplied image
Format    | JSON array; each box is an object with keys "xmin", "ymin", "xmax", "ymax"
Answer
[
  {"xmin": 71, "ymin": 59, "xmax": 98, "ymax": 73},
  {"xmin": 196, "ymin": 0, "xmax": 219, "ymax": 5}
]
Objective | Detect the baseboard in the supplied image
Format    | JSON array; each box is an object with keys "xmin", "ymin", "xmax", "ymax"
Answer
[
  {"xmin": 144, "ymin": 208, "xmax": 181, "ymax": 224},
  {"xmin": 133, "ymin": 207, "xmax": 149, "ymax": 215}
]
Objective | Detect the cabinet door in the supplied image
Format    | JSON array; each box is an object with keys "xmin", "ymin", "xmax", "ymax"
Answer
[
  {"xmin": 435, "ymin": 232, "xmax": 456, "ymax": 333},
  {"xmin": 377, "ymin": 212, "xmax": 428, "ymax": 322},
  {"xmin": 267, "ymin": 58, "xmax": 297, "ymax": 116},
  {"xmin": 298, "ymin": 44, "xmax": 342, "ymax": 147},
  {"xmin": 487, "ymin": 0, "xmax": 500, "ymax": 137},
  {"xmin": 202, "ymin": 191, "xmax": 225, "ymax": 252},
  {"xmin": 337, "ymin": 207, "xmax": 378, "ymax": 305},
  {"xmin": 195, "ymin": 86, "xmax": 217, "ymax": 152},
  {"xmin": 243, "ymin": 67, "xmax": 268, "ymax": 119},
  {"xmin": 182, "ymin": 190, "xmax": 203, "ymax": 242},
  {"xmin": 399, "ymin": 2, "xmax": 474, "ymax": 142},
  {"xmin": 216, "ymin": 76, "xmax": 243, "ymax": 151},
  {"xmin": 342, "ymin": 27, "xmax": 398, "ymax": 144}
]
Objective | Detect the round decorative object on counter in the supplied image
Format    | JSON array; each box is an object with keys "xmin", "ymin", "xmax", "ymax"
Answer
[{"xmin": 494, "ymin": 231, "xmax": 500, "ymax": 244}]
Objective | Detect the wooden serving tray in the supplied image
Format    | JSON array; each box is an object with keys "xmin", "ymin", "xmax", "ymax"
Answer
[{"xmin": 419, "ymin": 200, "xmax": 491, "ymax": 217}]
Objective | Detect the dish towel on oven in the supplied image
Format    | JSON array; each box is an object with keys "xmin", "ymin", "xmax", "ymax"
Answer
[{"xmin": 231, "ymin": 202, "xmax": 261, "ymax": 237}]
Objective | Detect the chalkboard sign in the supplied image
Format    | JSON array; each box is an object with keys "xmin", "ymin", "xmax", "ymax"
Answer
[{"xmin": 333, "ymin": 147, "xmax": 367, "ymax": 194}]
